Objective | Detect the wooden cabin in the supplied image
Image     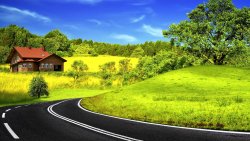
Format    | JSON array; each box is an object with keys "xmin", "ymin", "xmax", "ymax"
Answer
[{"xmin": 7, "ymin": 47, "xmax": 67, "ymax": 72}]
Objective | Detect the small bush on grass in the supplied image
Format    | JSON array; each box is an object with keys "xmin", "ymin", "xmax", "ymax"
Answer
[
  {"xmin": 99, "ymin": 61, "xmax": 116, "ymax": 87},
  {"xmin": 29, "ymin": 76, "xmax": 49, "ymax": 98},
  {"xmin": 69, "ymin": 60, "xmax": 89, "ymax": 82}
]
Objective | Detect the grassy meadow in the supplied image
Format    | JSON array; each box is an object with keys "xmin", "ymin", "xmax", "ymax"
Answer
[
  {"xmin": 0, "ymin": 55, "xmax": 138, "ymax": 107},
  {"xmin": 82, "ymin": 65, "xmax": 250, "ymax": 131}
]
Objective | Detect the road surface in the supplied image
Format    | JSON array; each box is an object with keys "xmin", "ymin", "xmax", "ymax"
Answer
[{"xmin": 0, "ymin": 99, "xmax": 250, "ymax": 141}]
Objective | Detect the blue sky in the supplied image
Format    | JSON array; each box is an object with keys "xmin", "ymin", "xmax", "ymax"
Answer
[{"xmin": 0, "ymin": 0, "xmax": 249, "ymax": 44}]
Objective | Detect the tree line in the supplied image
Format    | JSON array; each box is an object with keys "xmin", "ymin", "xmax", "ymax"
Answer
[
  {"xmin": 0, "ymin": 0, "xmax": 249, "ymax": 66},
  {"xmin": 0, "ymin": 25, "xmax": 173, "ymax": 63}
]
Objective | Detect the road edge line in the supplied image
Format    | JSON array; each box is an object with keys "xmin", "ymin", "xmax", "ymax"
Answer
[
  {"xmin": 78, "ymin": 99, "xmax": 250, "ymax": 135},
  {"xmin": 47, "ymin": 100, "xmax": 142, "ymax": 141}
]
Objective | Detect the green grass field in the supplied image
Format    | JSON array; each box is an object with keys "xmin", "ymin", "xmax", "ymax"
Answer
[
  {"xmin": 0, "ymin": 71, "xmax": 108, "ymax": 106},
  {"xmin": 0, "ymin": 55, "xmax": 137, "ymax": 107},
  {"xmin": 1, "ymin": 88, "xmax": 109, "ymax": 107},
  {"xmin": 82, "ymin": 65, "xmax": 250, "ymax": 131}
]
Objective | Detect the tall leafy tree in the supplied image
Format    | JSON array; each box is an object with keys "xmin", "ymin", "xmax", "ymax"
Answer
[
  {"xmin": 0, "ymin": 25, "xmax": 33, "ymax": 63},
  {"xmin": 43, "ymin": 29, "xmax": 70, "ymax": 53},
  {"xmin": 131, "ymin": 46, "xmax": 145, "ymax": 58},
  {"xmin": 163, "ymin": 0, "xmax": 250, "ymax": 65}
]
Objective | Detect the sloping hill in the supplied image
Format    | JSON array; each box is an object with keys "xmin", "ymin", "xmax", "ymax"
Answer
[{"xmin": 83, "ymin": 65, "xmax": 250, "ymax": 131}]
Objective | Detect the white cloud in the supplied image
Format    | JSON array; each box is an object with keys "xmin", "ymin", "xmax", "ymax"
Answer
[
  {"xmin": 142, "ymin": 24, "xmax": 163, "ymax": 37},
  {"xmin": 87, "ymin": 19, "xmax": 102, "ymax": 25},
  {"xmin": 131, "ymin": 15, "xmax": 145, "ymax": 23},
  {"xmin": 65, "ymin": 0, "xmax": 102, "ymax": 4},
  {"xmin": 0, "ymin": 5, "xmax": 51, "ymax": 22},
  {"xmin": 132, "ymin": 2, "xmax": 148, "ymax": 6},
  {"xmin": 58, "ymin": 0, "xmax": 124, "ymax": 4},
  {"xmin": 111, "ymin": 34, "xmax": 137, "ymax": 43},
  {"xmin": 131, "ymin": 0, "xmax": 153, "ymax": 6}
]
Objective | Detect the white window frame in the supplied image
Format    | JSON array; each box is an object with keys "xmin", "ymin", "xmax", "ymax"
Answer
[
  {"xmin": 45, "ymin": 63, "xmax": 48, "ymax": 68},
  {"xmin": 28, "ymin": 63, "xmax": 32, "ymax": 68},
  {"xmin": 41, "ymin": 63, "xmax": 44, "ymax": 68},
  {"xmin": 50, "ymin": 64, "xmax": 53, "ymax": 68},
  {"xmin": 23, "ymin": 63, "xmax": 27, "ymax": 68}
]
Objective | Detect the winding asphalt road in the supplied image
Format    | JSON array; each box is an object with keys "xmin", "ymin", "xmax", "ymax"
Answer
[{"xmin": 0, "ymin": 99, "xmax": 250, "ymax": 141}]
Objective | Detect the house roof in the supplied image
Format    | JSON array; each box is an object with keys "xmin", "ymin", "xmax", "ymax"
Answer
[
  {"xmin": 15, "ymin": 47, "xmax": 50, "ymax": 58},
  {"xmin": 38, "ymin": 54, "xmax": 67, "ymax": 62},
  {"xmin": 7, "ymin": 47, "xmax": 67, "ymax": 63}
]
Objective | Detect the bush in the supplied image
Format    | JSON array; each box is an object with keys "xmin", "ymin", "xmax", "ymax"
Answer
[
  {"xmin": 99, "ymin": 62, "xmax": 116, "ymax": 87},
  {"xmin": 90, "ymin": 50, "xmax": 99, "ymax": 57},
  {"xmin": 131, "ymin": 46, "xmax": 144, "ymax": 58},
  {"xmin": 29, "ymin": 76, "xmax": 49, "ymax": 98},
  {"xmin": 132, "ymin": 51, "xmax": 202, "ymax": 80},
  {"xmin": 70, "ymin": 60, "xmax": 88, "ymax": 82}
]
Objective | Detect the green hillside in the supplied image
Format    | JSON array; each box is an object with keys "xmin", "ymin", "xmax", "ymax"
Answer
[{"xmin": 82, "ymin": 65, "xmax": 250, "ymax": 131}]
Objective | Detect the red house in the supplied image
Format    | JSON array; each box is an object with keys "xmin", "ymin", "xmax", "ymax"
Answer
[{"xmin": 7, "ymin": 47, "xmax": 67, "ymax": 72}]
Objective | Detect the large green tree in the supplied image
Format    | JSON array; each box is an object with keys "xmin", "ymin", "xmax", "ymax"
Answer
[
  {"xmin": 163, "ymin": 0, "xmax": 250, "ymax": 65},
  {"xmin": 0, "ymin": 25, "xmax": 33, "ymax": 63},
  {"xmin": 43, "ymin": 29, "xmax": 70, "ymax": 53}
]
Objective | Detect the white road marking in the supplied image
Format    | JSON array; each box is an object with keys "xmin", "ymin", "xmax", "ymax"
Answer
[
  {"xmin": 47, "ymin": 101, "xmax": 142, "ymax": 141},
  {"xmin": 78, "ymin": 99, "xmax": 250, "ymax": 135},
  {"xmin": 4, "ymin": 123, "xmax": 19, "ymax": 139},
  {"xmin": 2, "ymin": 113, "xmax": 5, "ymax": 118},
  {"xmin": 5, "ymin": 109, "xmax": 11, "ymax": 112},
  {"xmin": 15, "ymin": 106, "xmax": 21, "ymax": 109}
]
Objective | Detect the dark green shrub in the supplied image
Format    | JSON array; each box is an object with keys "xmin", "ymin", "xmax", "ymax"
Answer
[
  {"xmin": 90, "ymin": 50, "xmax": 99, "ymax": 57},
  {"xmin": 29, "ymin": 76, "xmax": 49, "ymax": 98}
]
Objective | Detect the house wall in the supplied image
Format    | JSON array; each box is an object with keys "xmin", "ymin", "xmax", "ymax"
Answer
[
  {"xmin": 17, "ymin": 62, "xmax": 38, "ymax": 72},
  {"xmin": 11, "ymin": 64, "xmax": 18, "ymax": 72},
  {"xmin": 39, "ymin": 55, "xmax": 64, "ymax": 71},
  {"xmin": 10, "ymin": 52, "xmax": 21, "ymax": 65},
  {"xmin": 10, "ymin": 52, "xmax": 21, "ymax": 72}
]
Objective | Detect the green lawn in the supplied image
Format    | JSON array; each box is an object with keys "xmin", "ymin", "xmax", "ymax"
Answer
[{"xmin": 82, "ymin": 65, "xmax": 250, "ymax": 131}]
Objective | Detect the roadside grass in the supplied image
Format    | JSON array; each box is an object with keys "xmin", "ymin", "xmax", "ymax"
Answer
[
  {"xmin": 0, "ymin": 55, "xmax": 137, "ymax": 106},
  {"xmin": 82, "ymin": 65, "xmax": 250, "ymax": 131},
  {"xmin": 0, "ymin": 89, "xmax": 109, "ymax": 107}
]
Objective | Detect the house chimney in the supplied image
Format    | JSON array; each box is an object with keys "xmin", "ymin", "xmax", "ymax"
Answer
[
  {"xmin": 42, "ymin": 47, "xmax": 46, "ymax": 51},
  {"xmin": 28, "ymin": 46, "xmax": 31, "ymax": 49}
]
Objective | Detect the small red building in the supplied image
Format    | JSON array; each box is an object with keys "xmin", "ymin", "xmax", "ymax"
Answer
[{"xmin": 7, "ymin": 47, "xmax": 67, "ymax": 72}]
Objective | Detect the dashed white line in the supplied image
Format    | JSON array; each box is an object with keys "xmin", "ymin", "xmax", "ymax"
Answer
[
  {"xmin": 2, "ymin": 113, "xmax": 5, "ymax": 118},
  {"xmin": 4, "ymin": 123, "xmax": 19, "ymax": 139},
  {"xmin": 5, "ymin": 109, "xmax": 11, "ymax": 112},
  {"xmin": 78, "ymin": 99, "xmax": 250, "ymax": 135},
  {"xmin": 47, "ymin": 101, "xmax": 142, "ymax": 141},
  {"xmin": 15, "ymin": 106, "xmax": 21, "ymax": 109}
]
